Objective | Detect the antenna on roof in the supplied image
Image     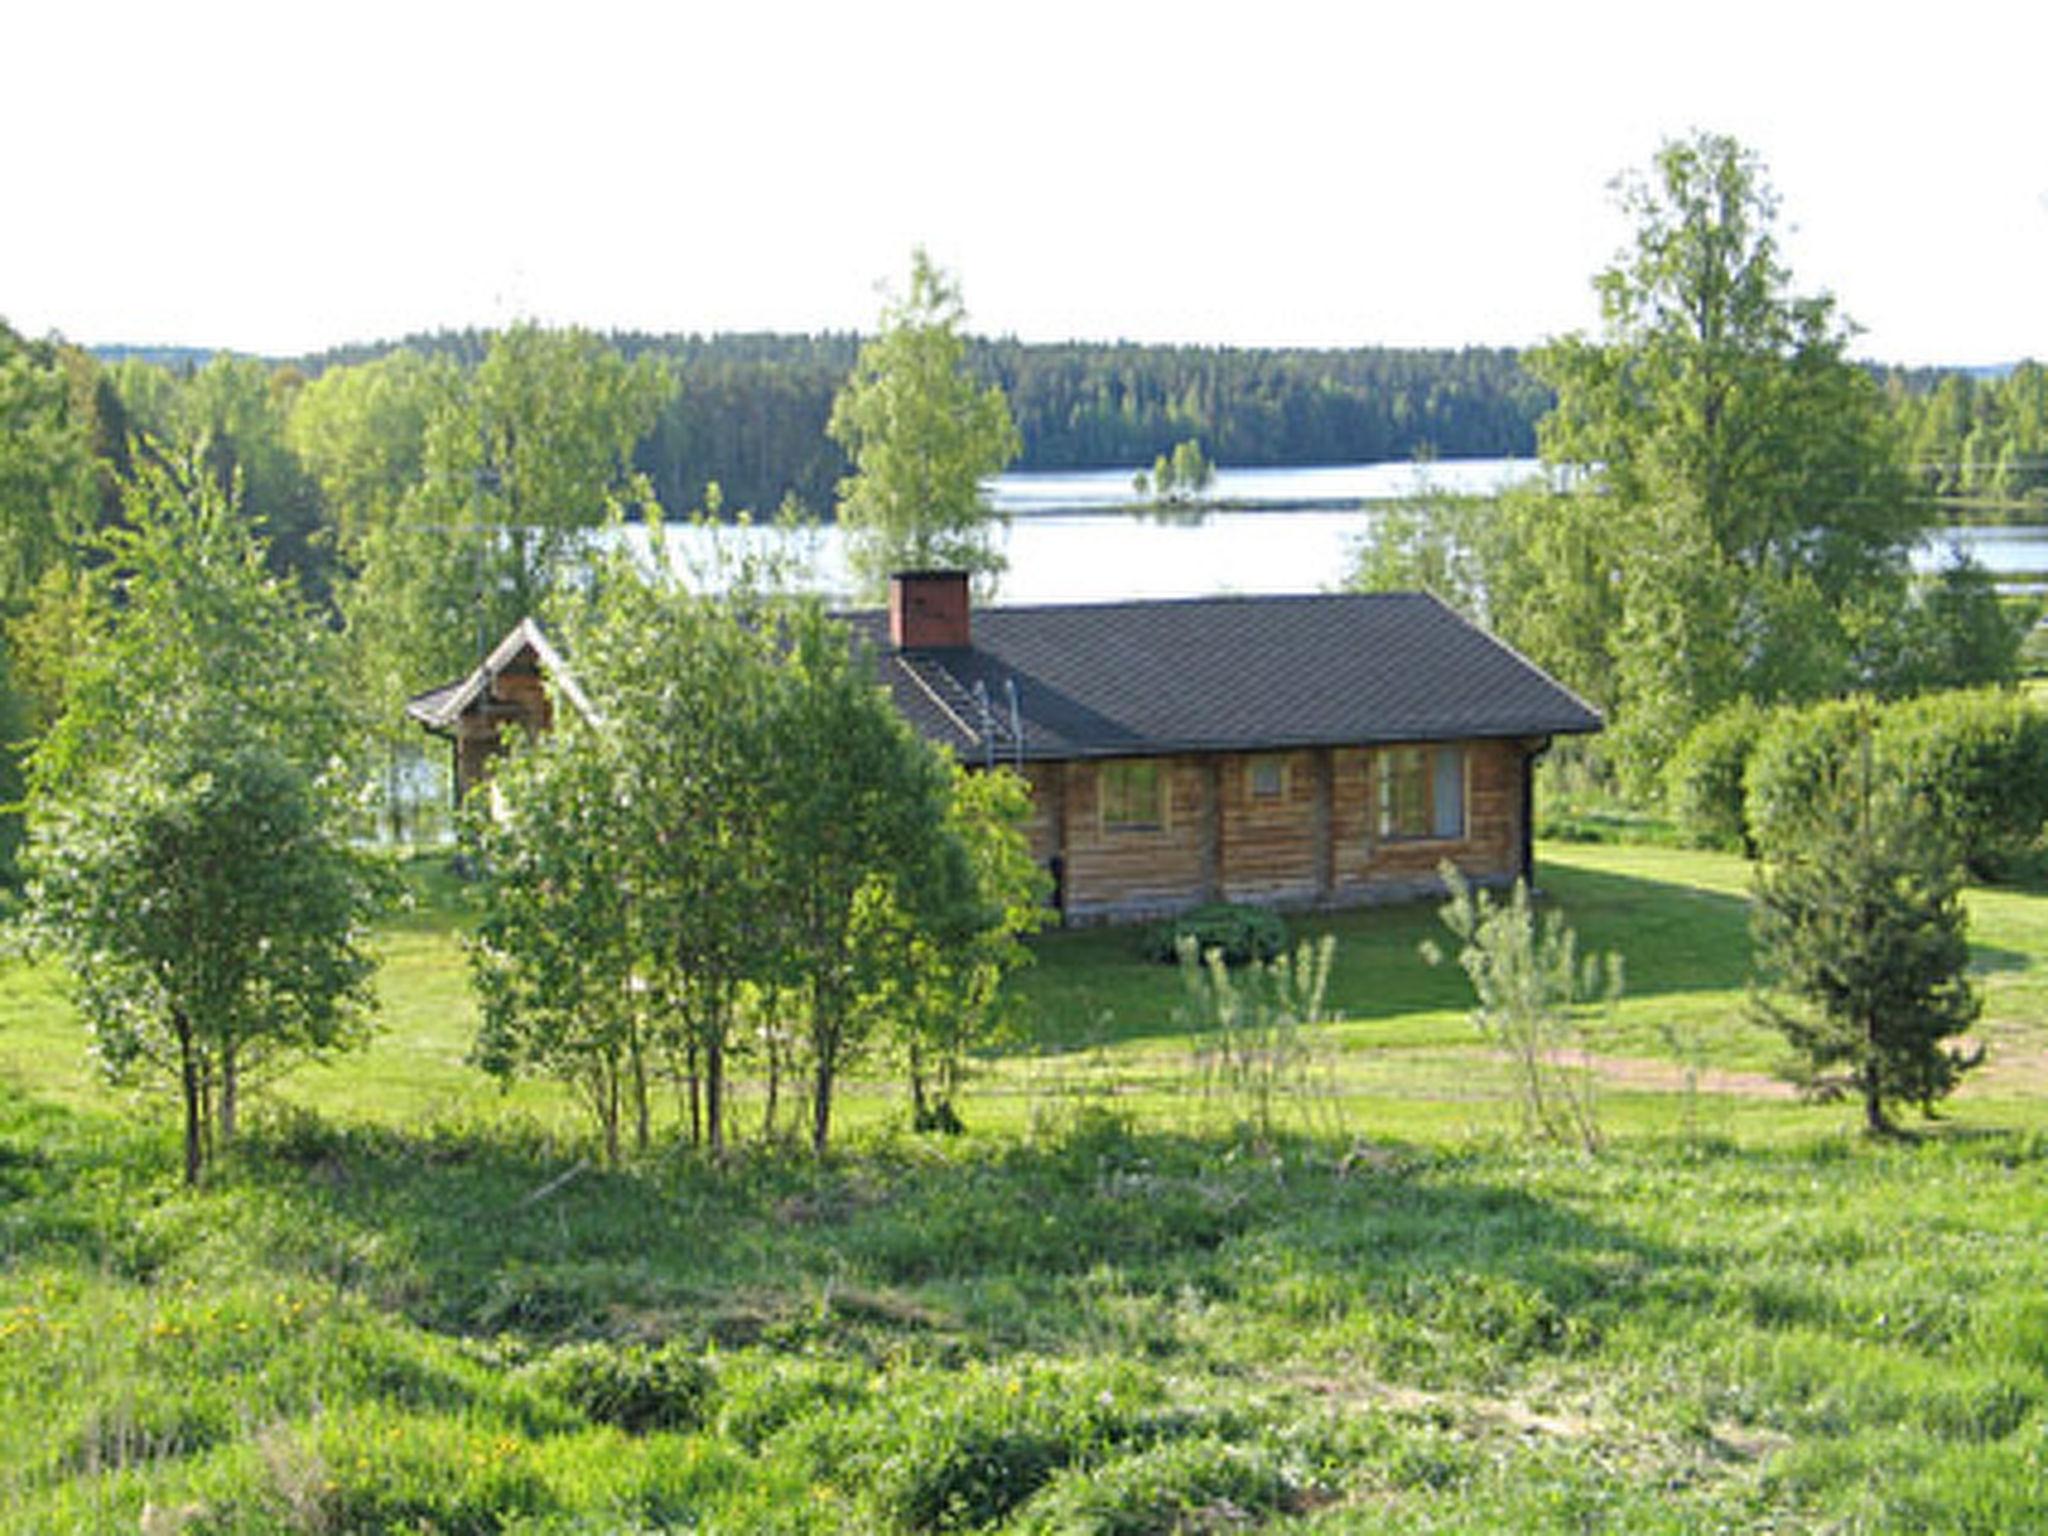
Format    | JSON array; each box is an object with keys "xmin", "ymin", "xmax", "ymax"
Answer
[{"xmin": 972, "ymin": 680, "xmax": 997, "ymax": 771}]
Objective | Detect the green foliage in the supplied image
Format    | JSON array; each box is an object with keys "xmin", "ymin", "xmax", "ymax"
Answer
[
  {"xmin": 474, "ymin": 566, "xmax": 1024, "ymax": 1155},
  {"xmin": 1424, "ymin": 867, "xmax": 1618, "ymax": 1152},
  {"xmin": 169, "ymin": 355, "xmax": 330, "ymax": 600},
  {"xmin": 1347, "ymin": 487, "xmax": 1501, "ymax": 622},
  {"xmin": 1878, "ymin": 690, "xmax": 2048, "ymax": 878},
  {"xmin": 19, "ymin": 877, "xmax": 2048, "ymax": 1536},
  {"xmin": 1135, "ymin": 437, "xmax": 1214, "ymax": 503},
  {"xmin": 1860, "ymin": 554, "xmax": 2029, "ymax": 696},
  {"xmin": 828, "ymin": 250, "xmax": 1023, "ymax": 596},
  {"xmin": 858, "ymin": 764, "xmax": 1052, "ymax": 1134},
  {"xmin": 0, "ymin": 320, "xmax": 100, "ymax": 610},
  {"xmin": 1746, "ymin": 692, "xmax": 2048, "ymax": 879},
  {"xmin": 1516, "ymin": 132, "xmax": 1924, "ymax": 786},
  {"xmin": 834, "ymin": 1361, "xmax": 1154, "ymax": 1532},
  {"xmin": 521, "ymin": 1339, "xmax": 716, "ymax": 1434},
  {"xmin": 27, "ymin": 737, "xmax": 383, "ymax": 1177},
  {"xmin": 1891, "ymin": 359, "xmax": 2048, "ymax": 510},
  {"xmin": 765, "ymin": 601, "xmax": 984, "ymax": 1151},
  {"xmin": 1141, "ymin": 903, "xmax": 1288, "ymax": 966},
  {"xmin": 1177, "ymin": 934, "xmax": 1336, "ymax": 1143},
  {"xmin": 1014, "ymin": 1437, "xmax": 1298, "ymax": 1534},
  {"xmin": 1665, "ymin": 698, "xmax": 1772, "ymax": 851},
  {"xmin": 1750, "ymin": 777, "xmax": 1983, "ymax": 1134},
  {"xmin": 20, "ymin": 463, "xmax": 383, "ymax": 1184},
  {"xmin": 32, "ymin": 458, "xmax": 348, "ymax": 789},
  {"xmin": 469, "ymin": 730, "xmax": 655, "ymax": 1164},
  {"xmin": 304, "ymin": 329, "xmax": 1546, "ymax": 519},
  {"xmin": 1743, "ymin": 698, "xmax": 1876, "ymax": 862},
  {"xmin": 328, "ymin": 326, "xmax": 671, "ymax": 822}
]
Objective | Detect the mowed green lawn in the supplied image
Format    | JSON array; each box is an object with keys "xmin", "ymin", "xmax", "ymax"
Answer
[{"xmin": 3, "ymin": 842, "xmax": 2048, "ymax": 1531}]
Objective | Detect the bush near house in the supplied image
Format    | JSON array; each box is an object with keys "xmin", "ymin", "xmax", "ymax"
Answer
[
  {"xmin": 1140, "ymin": 903, "xmax": 1289, "ymax": 966},
  {"xmin": 1719, "ymin": 689, "xmax": 2048, "ymax": 875},
  {"xmin": 1665, "ymin": 697, "xmax": 1772, "ymax": 852}
]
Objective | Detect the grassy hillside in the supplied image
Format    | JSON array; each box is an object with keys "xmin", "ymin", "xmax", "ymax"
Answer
[{"xmin": 3, "ymin": 844, "xmax": 2047, "ymax": 1530}]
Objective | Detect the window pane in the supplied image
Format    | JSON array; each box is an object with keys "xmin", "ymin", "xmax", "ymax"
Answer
[
  {"xmin": 1103, "ymin": 760, "xmax": 1162, "ymax": 830},
  {"xmin": 1378, "ymin": 747, "xmax": 1428, "ymax": 839},
  {"xmin": 1432, "ymin": 747, "xmax": 1465, "ymax": 839},
  {"xmin": 1249, "ymin": 757, "xmax": 1286, "ymax": 800}
]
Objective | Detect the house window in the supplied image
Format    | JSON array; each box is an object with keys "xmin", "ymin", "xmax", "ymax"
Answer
[
  {"xmin": 1100, "ymin": 760, "xmax": 1165, "ymax": 832},
  {"xmin": 1377, "ymin": 745, "xmax": 1465, "ymax": 841},
  {"xmin": 1247, "ymin": 755, "xmax": 1289, "ymax": 802}
]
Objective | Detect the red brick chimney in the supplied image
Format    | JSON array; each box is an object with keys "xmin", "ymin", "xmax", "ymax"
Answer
[{"xmin": 889, "ymin": 570, "xmax": 971, "ymax": 649}]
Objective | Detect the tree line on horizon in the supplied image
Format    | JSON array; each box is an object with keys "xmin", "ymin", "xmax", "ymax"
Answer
[
  {"xmin": 279, "ymin": 330, "xmax": 1551, "ymax": 514},
  {"xmin": 84, "ymin": 333, "xmax": 2048, "ymax": 524}
]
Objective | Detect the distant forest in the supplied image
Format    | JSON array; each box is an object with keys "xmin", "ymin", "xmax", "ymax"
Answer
[{"xmin": 283, "ymin": 332, "xmax": 1552, "ymax": 515}]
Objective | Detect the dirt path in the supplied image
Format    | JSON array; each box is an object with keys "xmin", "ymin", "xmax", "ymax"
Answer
[{"xmin": 1561, "ymin": 1052, "xmax": 1796, "ymax": 1099}]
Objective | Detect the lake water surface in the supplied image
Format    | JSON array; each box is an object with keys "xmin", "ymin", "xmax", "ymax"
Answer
[{"xmin": 649, "ymin": 459, "xmax": 2048, "ymax": 606}]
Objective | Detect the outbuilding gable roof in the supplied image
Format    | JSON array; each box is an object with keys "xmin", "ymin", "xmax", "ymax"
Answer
[
  {"xmin": 404, "ymin": 617, "xmax": 597, "ymax": 735},
  {"xmin": 839, "ymin": 590, "xmax": 1601, "ymax": 763}
]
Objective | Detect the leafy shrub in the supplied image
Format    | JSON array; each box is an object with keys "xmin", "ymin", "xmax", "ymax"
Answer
[
  {"xmin": 1014, "ymin": 1437, "xmax": 1298, "ymax": 1535},
  {"xmin": 522, "ymin": 1339, "xmax": 716, "ymax": 1434},
  {"xmin": 1742, "ymin": 699, "xmax": 1875, "ymax": 858},
  {"xmin": 1744, "ymin": 691, "xmax": 2048, "ymax": 876},
  {"xmin": 1877, "ymin": 689, "xmax": 2048, "ymax": 878},
  {"xmin": 1178, "ymin": 934, "xmax": 1336, "ymax": 1141},
  {"xmin": 1142, "ymin": 904, "xmax": 1287, "ymax": 966},
  {"xmin": 1665, "ymin": 698, "xmax": 1771, "ymax": 852},
  {"xmin": 1423, "ymin": 867, "xmax": 1617, "ymax": 1153}
]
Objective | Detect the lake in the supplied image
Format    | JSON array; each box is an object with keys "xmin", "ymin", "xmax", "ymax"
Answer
[{"xmin": 645, "ymin": 459, "xmax": 2048, "ymax": 606}]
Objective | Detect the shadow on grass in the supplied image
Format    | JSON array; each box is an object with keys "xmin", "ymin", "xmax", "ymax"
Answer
[{"xmin": 193, "ymin": 1108, "xmax": 1699, "ymax": 1379}]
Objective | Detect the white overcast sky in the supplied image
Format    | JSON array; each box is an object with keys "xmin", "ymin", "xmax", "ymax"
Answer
[{"xmin": 6, "ymin": 0, "xmax": 2046, "ymax": 367}]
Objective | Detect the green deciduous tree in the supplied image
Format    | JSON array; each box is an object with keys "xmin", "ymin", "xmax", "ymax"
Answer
[
  {"xmin": 763, "ymin": 601, "xmax": 977, "ymax": 1152},
  {"xmin": 1516, "ymin": 133, "xmax": 1923, "ymax": 783},
  {"xmin": 470, "ymin": 727, "xmax": 654, "ymax": 1164},
  {"xmin": 1137, "ymin": 438, "xmax": 1215, "ymax": 504},
  {"xmin": 470, "ymin": 550, "xmax": 1040, "ymax": 1157},
  {"xmin": 0, "ymin": 321, "xmax": 99, "ymax": 611},
  {"xmin": 22, "ymin": 463, "xmax": 383, "ymax": 1183},
  {"xmin": 1750, "ymin": 763, "xmax": 1982, "ymax": 1135},
  {"xmin": 828, "ymin": 250, "xmax": 1021, "ymax": 596},
  {"xmin": 319, "ymin": 328, "xmax": 671, "ymax": 839},
  {"xmin": 855, "ymin": 763, "xmax": 1050, "ymax": 1133}
]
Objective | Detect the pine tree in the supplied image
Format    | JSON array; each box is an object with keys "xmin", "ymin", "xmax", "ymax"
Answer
[{"xmin": 1749, "ymin": 753, "xmax": 1982, "ymax": 1134}]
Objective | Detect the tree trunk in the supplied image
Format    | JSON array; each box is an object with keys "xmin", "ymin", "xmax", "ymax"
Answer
[
  {"xmin": 706, "ymin": 1036, "xmax": 725, "ymax": 1155},
  {"xmin": 176, "ymin": 1013, "xmax": 204, "ymax": 1187},
  {"xmin": 628, "ymin": 1020, "xmax": 650, "ymax": 1156},
  {"xmin": 1862, "ymin": 1014, "xmax": 1894, "ymax": 1136},
  {"xmin": 1862, "ymin": 1073, "xmax": 1893, "ymax": 1136},
  {"xmin": 685, "ymin": 1041, "xmax": 702, "ymax": 1147},
  {"xmin": 810, "ymin": 1049, "xmax": 835, "ymax": 1156},
  {"xmin": 220, "ymin": 1040, "xmax": 238, "ymax": 1144}
]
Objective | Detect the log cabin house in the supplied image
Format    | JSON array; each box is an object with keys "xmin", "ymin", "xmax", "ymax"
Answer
[{"xmin": 408, "ymin": 572, "xmax": 1601, "ymax": 924}]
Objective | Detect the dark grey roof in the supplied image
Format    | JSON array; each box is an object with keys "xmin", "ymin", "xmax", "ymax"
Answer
[{"xmin": 839, "ymin": 591, "xmax": 1601, "ymax": 762}]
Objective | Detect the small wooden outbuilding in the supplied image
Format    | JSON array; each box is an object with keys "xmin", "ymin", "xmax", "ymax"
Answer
[{"xmin": 405, "ymin": 618, "xmax": 595, "ymax": 802}]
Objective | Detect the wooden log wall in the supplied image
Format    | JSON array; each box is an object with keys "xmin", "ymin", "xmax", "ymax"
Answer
[
  {"xmin": 452, "ymin": 667, "xmax": 557, "ymax": 801},
  {"xmin": 1019, "ymin": 737, "xmax": 1529, "ymax": 924}
]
